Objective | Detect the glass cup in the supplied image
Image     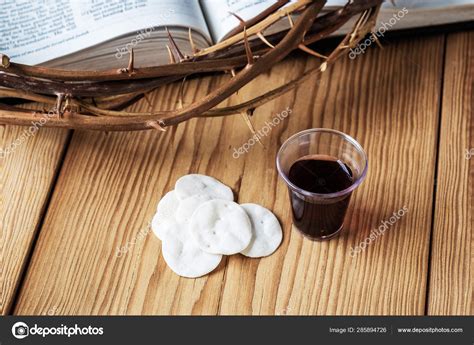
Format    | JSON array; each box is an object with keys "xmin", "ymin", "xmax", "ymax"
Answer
[{"xmin": 276, "ymin": 128, "xmax": 368, "ymax": 240}]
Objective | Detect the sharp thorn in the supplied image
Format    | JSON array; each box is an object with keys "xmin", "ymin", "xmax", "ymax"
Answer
[
  {"xmin": 287, "ymin": 13, "xmax": 294, "ymax": 28},
  {"xmin": 147, "ymin": 120, "xmax": 167, "ymax": 132},
  {"xmin": 188, "ymin": 28, "xmax": 199, "ymax": 54},
  {"xmin": 165, "ymin": 27, "xmax": 185, "ymax": 62},
  {"xmin": 243, "ymin": 26, "xmax": 255, "ymax": 65},
  {"xmin": 298, "ymin": 44, "xmax": 327, "ymax": 59},
  {"xmin": 55, "ymin": 93, "xmax": 64, "ymax": 118},
  {"xmin": 257, "ymin": 32, "xmax": 275, "ymax": 48},
  {"xmin": 229, "ymin": 12, "xmax": 254, "ymax": 65},
  {"xmin": 240, "ymin": 110, "xmax": 264, "ymax": 148},
  {"xmin": 228, "ymin": 11, "xmax": 245, "ymax": 24},
  {"xmin": 0, "ymin": 53, "xmax": 10, "ymax": 68},
  {"xmin": 372, "ymin": 32, "xmax": 384, "ymax": 49},
  {"xmin": 166, "ymin": 45, "xmax": 176, "ymax": 64},
  {"xmin": 320, "ymin": 62, "xmax": 328, "ymax": 72},
  {"xmin": 127, "ymin": 48, "xmax": 135, "ymax": 74},
  {"xmin": 177, "ymin": 76, "xmax": 187, "ymax": 109}
]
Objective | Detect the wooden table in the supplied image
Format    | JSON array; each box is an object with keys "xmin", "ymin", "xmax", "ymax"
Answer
[{"xmin": 1, "ymin": 30, "xmax": 472, "ymax": 316}]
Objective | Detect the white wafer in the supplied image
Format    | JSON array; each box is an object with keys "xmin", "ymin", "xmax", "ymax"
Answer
[
  {"xmin": 161, "ymin": 220, "xmax": 222, "ymax": 278},
  {"xmin": 175, "ymin": 174, "xmax": 233, "ymax": 201},
  {"xmin": 240, "ymin": 203, "xmax": 283, "ymax": 258},
  {"xmin": 152, "ymin": 190, "xmax": 180, "ymax": 240},
  {"xmin": 190, "ymin": 199, "xmax": 252, "ymax": 255},
  {"xmin": 152, "ymin": 216, "xmax": 177, "ymax": 241},
  {"xmin": 176, "ymin": 194, "xmax": 213, "ymax": 223}
]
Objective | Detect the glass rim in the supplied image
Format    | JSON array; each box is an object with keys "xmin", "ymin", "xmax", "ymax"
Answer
[{"xmin": 276, "ymin": 128, "xmax": 368, "ymax": 199}]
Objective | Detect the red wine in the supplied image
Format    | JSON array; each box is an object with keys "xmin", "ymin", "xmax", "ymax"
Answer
[{"xmin": 288, "ymin": 155, "xmax": 353, "ymax": 240}]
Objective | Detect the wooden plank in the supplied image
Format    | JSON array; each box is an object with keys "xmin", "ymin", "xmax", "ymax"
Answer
[
  {"xmin": 12, "ymin": 77, "xmax": 240, "ymax": 315},
  {"xmin": 0, "ymin": 120, "xmax": 69, "ymax": 315},
  {"xmin": 427, "ymin": 31, "xmax": 473, "ymax": 315},
  {"xmin": 219, "ymin": 36, "xmax": 445, "ymax": 315},
  {"xmin": 14, "ymin": 35, "xmax": 444, "ymax": 315}
]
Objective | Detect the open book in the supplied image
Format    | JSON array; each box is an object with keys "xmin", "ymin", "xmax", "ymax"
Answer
[{"xmin": 1, "ymin": 0, "xmax": 473, "ymax": 70}]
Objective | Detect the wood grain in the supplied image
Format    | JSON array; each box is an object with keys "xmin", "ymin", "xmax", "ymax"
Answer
[
  {"xmin": 0, "ymin": 119, "xmax": 69, "ymax": 314},
  {"xmin": 427, "ymin": 31, "xmax": 473, "ymax": 315},
  {"xmin": 14, "ymin": 35, "xmax": 444, "ymax": 315}
]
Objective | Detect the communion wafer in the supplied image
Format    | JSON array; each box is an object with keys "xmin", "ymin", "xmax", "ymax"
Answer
[
  {"xmin": 189, "ymin": 199, "xmax": 252, "ymax": 255},
  {"xmin": 240, "ymin": 203, "xmax": 283, "ymax": 258},
  {"xmin": 161, "ymin": 220, "xmax": 222, "ymax": 278},
  {"xmin": 152, "ymin": 190, "xmax": 180, "ymax": 240},
  {"xmin": 152, "ymin": 216, "xmax": 178, "ymax": 241},
  {"xmin": 175, "ymin": 174, "xmax": 233, "ymax": 201},
  {"xmin": 176, "ymin": 194, "xmax": 213, "ymax": 223}
]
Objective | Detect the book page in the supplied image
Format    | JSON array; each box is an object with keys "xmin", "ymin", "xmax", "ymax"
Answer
[
  {"xmin": 200, "ymin": 0, "xmax": 349, "ymax": 42},
  {"xmin": 0, "ymin": 0, "xmax": 211, "ymax": 65},
  {"xmin": 201, "ymin": 0, "xmax": 474, "ymax": 43},
  {"xmin": 382, "ymin": 0, "xmax": 474, "ymax": 8},
  {"xmin": 200, "ymin": 0, "xmax": 280, "ymax": 42}
]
